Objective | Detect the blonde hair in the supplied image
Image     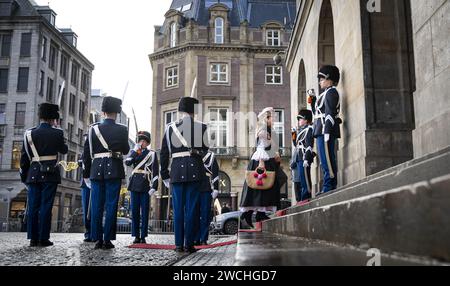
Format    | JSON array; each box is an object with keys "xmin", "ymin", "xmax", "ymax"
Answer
[{"xmin": 255, "ymin": 108, "xmax": 274, "ymax": 140}]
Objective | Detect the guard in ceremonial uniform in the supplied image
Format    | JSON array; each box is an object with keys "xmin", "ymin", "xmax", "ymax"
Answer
[
  {"xmin": 194, "ymin": 151, "xmax": 219, "ymax": 245},
  {"xmin": 125, "ymin": 131, "xmax": 159, "ymax": 244},
  {"xmin": 82, "ymin": 97, "xmax": 130, "ymax": 250},
  {"xmin": 311, "ymin": 65, "xmax": 342, "ymax": 195},
  {"xmin": 292, "ymin": 110, "xmax": 314, "ymax": 202},
  {"xmin": 160, "ymin": 97, "xmax": 209, "ymax": 253},
  {"xmin": 20, "ymin": 103, "xmax": 68, "ymax": 247}
]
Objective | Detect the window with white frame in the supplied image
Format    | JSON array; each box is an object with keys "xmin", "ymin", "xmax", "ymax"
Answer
[
  {"xmin": 266, "ymin": 29, "xmax": 280, "ymax": 46},
  {"xmin": 170, "ymin": 22, "xmax": 177, "ymax": 48},
  {"xmin": 210, "ymin": 63, "xmax": 228, "ymax": 83},
  {"xmin": 273, "ymin": 109, "xmax": 285, "ymax": 148},
  {"xmin": 164, "ymin": 110, "xmax": 178, "ymax": 126},
  {"xmin": 265, "ymin": 65, "xmax": 282, "ymax": 85},
  {"xmin": 208, "ymin": 108, "xmax": 229, "ymax": 148},
  {"xmin": 166, "ymin": 66, "xmax": 178, "ymax": 88},
  {"xmin": 215, "ymin": 17, "xmax": 224, "ymax": 44}
]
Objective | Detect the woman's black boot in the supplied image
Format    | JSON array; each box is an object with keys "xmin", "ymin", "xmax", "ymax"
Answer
[{"xmin": 240, "ymin": 211, "xmax": 254, "ymax": 228}]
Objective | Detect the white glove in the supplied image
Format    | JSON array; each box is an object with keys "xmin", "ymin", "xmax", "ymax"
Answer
[
  {"xmin": 133, "ymin": 143, "xmax": 141, "ymax": 152},
  {"xmin": 324, "ymin": 133, "xmax": 330, "ymax": 143},
  {"xmin": 163, "ymin": 179, "xmax": 170, "ymax": 189},
  {"xmin": 148, "ymin": 189, "xmax": 156, "ymax": 196},
  {"xmin": 212, "ymin": 190, "xmax": 219, "ymax": 200},
  {"xmin": 291, "ymin": 127, "xmax": 297, "ymax": 133},
  {"xmin": 84, "ymin": 178, "xmax": 92, "ymax": 189},
  {"xmin": 303, "ymin": 161, "xmax": 309, "ymax": 168}
]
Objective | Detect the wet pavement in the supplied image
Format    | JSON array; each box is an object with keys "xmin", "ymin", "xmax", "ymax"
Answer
[
  {"xmin": 0, "ymin": 233, "xmax": 236, "ymax": 266},
  {"xmin": 1, "ymin": 232, "xmax": 445, "ymax": 266},
  {"xmin": 234, "ymin": 232, "xmax": 447, "ymax": 266},
  {"xmin": 173, "ymin": 236, "xmax": 237, "ymax": 266}
]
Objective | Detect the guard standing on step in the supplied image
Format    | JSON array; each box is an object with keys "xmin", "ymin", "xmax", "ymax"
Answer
[
  {"xmin": 293, "ymin": 110, "xmax": 315, "ymax": 202},
  {"xmin": 125, "ymin": 131, "xmax": 159, "ymax": 245},
  {"xmin": 82, "ymin": 96, "xmax": 130, "ymax": 250},
  {"xmin": 194, "ymin": 151, "xmax": 219, "ymax": 245},
  {"xmin": 311, "ymin": 65, "xmax": 342, "ymax": 195},
  {"xmin": 20, "ymin": 103, "xmax": 68, "ymax": 247},
  {"xmin": 160, "ymin": 97, "xmax": 209, "ymax": 253}
]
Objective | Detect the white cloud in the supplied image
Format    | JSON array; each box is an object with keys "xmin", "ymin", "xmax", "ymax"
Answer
[{"xmin": 35, "ymin": 0, "xmax": 168, "ymax": 137}]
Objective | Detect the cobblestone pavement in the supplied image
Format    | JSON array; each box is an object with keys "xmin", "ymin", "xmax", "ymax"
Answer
[
  {"xmin": 0, "ymin": 233, "xmax": 237, "ymax": 266},
  {"xmin": 173, "ymin": 236, "xmax": 237, "ymax": 266}
]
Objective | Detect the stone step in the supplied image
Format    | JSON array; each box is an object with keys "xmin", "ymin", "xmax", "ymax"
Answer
[
  {"xmin": 264, "ymin": 174, "xmax": 450, "ymax": 262},
  {"xmin": 262, "ymin": 147, "xmax": 450, "ymax": 262},
  {"xmin": 235, "ymin": 232, "xmax": 446, "ymax": 266},
  {"xmin": 286, "ymin": 146, "xmax": 450, "ymax": 216}
]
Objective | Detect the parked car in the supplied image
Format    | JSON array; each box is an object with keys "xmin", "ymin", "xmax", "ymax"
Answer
[{"xmin": 210, "ymin": 211, "xmax": 240, "ymax": 235}]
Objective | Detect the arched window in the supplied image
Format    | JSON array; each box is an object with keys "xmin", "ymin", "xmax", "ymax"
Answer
[
  {"xmin": 170, "ymin": 22, "xmax": 177, "ymax": 48},
  {"xmin": 215, "ymin": 17, "xmax": 224, "ymax": 44}
]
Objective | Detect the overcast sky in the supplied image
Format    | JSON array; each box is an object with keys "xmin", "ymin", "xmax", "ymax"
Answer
[{"xmin": 35, "ymin": 0, "xmax": 169, "ymax": 138}]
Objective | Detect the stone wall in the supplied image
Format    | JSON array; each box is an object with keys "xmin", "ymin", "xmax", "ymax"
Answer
[
  {"xmin": 287, "ymin": 0, "xmax": 367, "ymax": 189},
  {"xmin": 411, "ymin": 0, "xmax": 450, "ymax": 158}
]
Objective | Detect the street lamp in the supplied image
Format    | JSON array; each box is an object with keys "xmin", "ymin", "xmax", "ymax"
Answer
[
  {"xmin": 273, "ymin": 51, "xmax": 286, "ymax": 66},
  {"xmin": 5, "ymin": 187, "xmax": 14, "ymax": 232}
]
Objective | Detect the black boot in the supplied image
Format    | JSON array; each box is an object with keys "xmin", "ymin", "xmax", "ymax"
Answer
[
  {"xmin": 38, "ymin": 240, "xmax": 54, "ymax": 247},
  {"xmin": 240, "ymin": 211, "xmax": 254, "ymax": 228},
  {"xmin": 29, "ymin": 240, "xmax": 38, "ymax": 247},
  {"xmin": 255, "ymin": 212, "xmax": 270, "ymax": 222},
  {"xmin": 103, "ymin": 241, "xmax": 115, "ymax": 249},
  {"xmin": 185, "ymin": 246, "xmax": 197, "ymax": 254},
  {"xmin": 140, "ymin": 238, "xmax": 146, "ymax": 244},
  {"xmin": 174, "ymin": 246, "xmax": 184, "ymax": 253},
  {"xmin": 94, "ymin": 240, "xmax": 104, "ymax": 249},
  {"xmin": 133, "ymin": 237, "xmax": 141, "ymax": 244}
]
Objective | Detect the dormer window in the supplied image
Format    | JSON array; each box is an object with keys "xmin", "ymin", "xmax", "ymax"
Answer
[
  {"xmin": 50, "ymin": 13, "xmax": 56, "ymax": 26},
  {"xmin": 170, "ymin": 22, "xmax": 177, "ymax": 48},
  {"xmin": 215, "ymin": 17, "xmax": 224, "ymax": 44},
  {"xmin": 266, "ymin": 29, "xmax": 281, "ymax": 46}
]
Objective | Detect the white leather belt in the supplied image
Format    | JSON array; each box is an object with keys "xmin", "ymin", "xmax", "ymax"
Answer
[
  {"xmin": 315, "ymin": 114, "xmax": 325, "ymax": 119},
  {"xmin": 171, "ymin": 151, "xmax": 191, "ymax": 159},
  {"xmin": 93, "ymin": 152, "xmax": 122, "ymax": 159},
  {"xmin": 133, "ymin": 170, "xmax": 151, "ymax": 175},
  {"xmin": 31, "ymin": 155, "xmax": 57, "ymax": 162}
]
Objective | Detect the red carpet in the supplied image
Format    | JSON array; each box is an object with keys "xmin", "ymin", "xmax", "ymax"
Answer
[
  {"xmin": 275, "ymin": 209, "xmax": 288, "ymax": 217},
  {"xmin": 296, "ymin": 200, "xmax": 311, "ymax": 206},
  {"xmin": 128, "ymin": 239, "xmax": 237, "ymax": 250}
]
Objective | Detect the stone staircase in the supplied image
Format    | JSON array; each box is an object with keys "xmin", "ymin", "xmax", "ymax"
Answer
[{"xmin": 238, "ymin": 146, "xmax": 450, "ymax": 265}]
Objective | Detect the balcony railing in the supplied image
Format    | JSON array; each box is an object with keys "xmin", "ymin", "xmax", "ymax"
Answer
[{"xmin": 209, "ymin": 147, "xmax": 237, "ymax": 157}]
